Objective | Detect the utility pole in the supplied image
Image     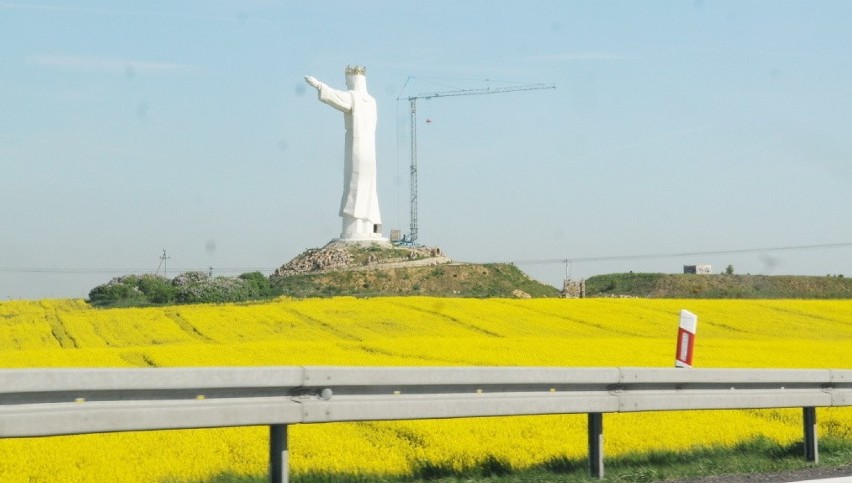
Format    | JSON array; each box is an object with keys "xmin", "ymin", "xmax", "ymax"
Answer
[
  {"xmin": 399, "ymin": 81, "xmax": 556, "ymax": 245},
  {"xmin": 156, "ymin": 249, "xmax": 171, "ymax": 277}
]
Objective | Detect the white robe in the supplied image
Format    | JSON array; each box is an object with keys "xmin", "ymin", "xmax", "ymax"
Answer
[{"xmin": 317, "ymin": 84, "xmax": 381, "ymax": 226}]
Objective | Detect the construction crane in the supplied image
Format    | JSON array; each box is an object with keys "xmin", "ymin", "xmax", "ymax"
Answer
[{"xmin": 399, "ymin": 81, "xmax": 556, "ymax": 245}]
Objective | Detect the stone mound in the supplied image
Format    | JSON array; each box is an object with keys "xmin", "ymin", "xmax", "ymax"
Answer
[{"xmin": 272, "ymin": 241, "xmax": 451, "ymax": 277}]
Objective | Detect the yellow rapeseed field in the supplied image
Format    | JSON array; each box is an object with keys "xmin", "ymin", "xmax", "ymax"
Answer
[{"xmin": 0, "ymin": 297, "xmax": 850, "ymax": 481}]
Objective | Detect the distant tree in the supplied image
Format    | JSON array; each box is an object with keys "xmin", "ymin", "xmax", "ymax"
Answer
[
  {"xmin": 238, "ymin": 271, "xmax": 276, "ymax": 297},
  {"xmin": 89, "ymin": 270, "xmax": 285, "ymax": 307},
  {"xmin": 725, "ymin": 264, "xmax": 735, "ymax": 275},
  {"xmin": 136, "ymin": 274, "xmax": 176, "ymax": 304},
  {"xmin": 88, "ymin": 274, "xmax": 174, "ymax": 307},
  {"xmin": 174, "ymin": 276, "xmax": 245, "ymax": 304},
  {"xmin": 88, "ymin": 278, "xmax": 142, "ymax": 307}
]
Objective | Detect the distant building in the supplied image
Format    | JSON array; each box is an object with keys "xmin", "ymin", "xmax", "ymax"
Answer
[{"xmin": 684, "ymin": 264, "xmax": 712, "ymax": 274}]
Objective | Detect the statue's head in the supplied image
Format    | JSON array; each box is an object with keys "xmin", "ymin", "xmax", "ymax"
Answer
[{"xmin": 345, "ymin": 65, "xmax": 367, "ymax": 91}]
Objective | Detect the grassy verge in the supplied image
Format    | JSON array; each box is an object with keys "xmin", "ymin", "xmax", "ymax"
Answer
[
  {"xmin": 270, "ymin": 263, "xmax": 561, "ymax": 298},
  {"xmin": 169, "ymin": 436, "xmax": 852, "ymax": 483},
  {"xmin": 584, "ymin": 272, "xmax": 852, "ymax": 298}
]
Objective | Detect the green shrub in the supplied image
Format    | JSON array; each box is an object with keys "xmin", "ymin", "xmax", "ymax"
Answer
[
  {"xmin": 88, "ymin": 277, "xmax": 143, "ymax": 307},
  {"xmin": 136, "ymin": 274, "xmax": 176, "ymax": 304},
  {"xmin": 88, "ymin": 274, "xmax": 174, "ymax": 307},
  {"xmin": 239, "ymin": 271, "xmax": 276, "ymax": 297},
  {"xmin": 175, "ymin": 276, "xmax": 252, "ymax": 304},
  {"xmin": 89, "ymin": 271, "xmax": 283, "ymax": 307}
]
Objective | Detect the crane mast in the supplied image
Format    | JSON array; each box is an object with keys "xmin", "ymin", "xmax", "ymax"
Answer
[
  {"xmin": 403, "ymin": 82, "xmax": 556, "ymax": 245},
  {"xmin": 408, "ymin": 98, "xmax": 419, "ymax": 245}
]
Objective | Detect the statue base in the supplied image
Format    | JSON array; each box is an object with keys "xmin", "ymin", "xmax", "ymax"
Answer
[
  {"xmin": 340, "ymin": 216, "xmax": 385, "ymax": 242},
  {"xmin": 331, "ymin": 236, "xmax": 391, "ymax": 247}
]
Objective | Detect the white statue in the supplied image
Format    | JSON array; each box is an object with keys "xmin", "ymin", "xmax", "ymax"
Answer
[{"xmin": 305, "ymin": 65, "xmax": 383, "ymax": 241}]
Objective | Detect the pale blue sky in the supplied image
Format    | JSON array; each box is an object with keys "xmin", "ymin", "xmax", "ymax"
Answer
[{"xmin": 2, "ymin": 1, "xmax": 851, "ymax": 299}]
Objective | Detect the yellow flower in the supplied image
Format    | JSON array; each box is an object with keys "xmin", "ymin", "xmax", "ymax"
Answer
[{"xmin": 0, "ymin": 297, "xmax": 849, "ymax": 480}]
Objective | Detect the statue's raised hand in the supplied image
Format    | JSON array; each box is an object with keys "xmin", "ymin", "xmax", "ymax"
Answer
[{"xmin": 304, "ymin": 76, "xmax": 321, "ymax": 90}]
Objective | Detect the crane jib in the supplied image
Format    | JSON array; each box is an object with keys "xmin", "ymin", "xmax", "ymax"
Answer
[{"xmin": 403, "ymin": 82, "xmax": 556, "ymax": 244}]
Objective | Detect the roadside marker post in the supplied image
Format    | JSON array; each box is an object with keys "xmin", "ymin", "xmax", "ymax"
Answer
[{"xmin": 675, "ymin": 310, "xmax": 698, "ymax": 368}]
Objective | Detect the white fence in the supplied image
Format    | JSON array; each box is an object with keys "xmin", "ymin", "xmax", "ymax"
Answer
[{"xmin": 1, "ymin": 366, "xmax": 850, "ymax": 481}]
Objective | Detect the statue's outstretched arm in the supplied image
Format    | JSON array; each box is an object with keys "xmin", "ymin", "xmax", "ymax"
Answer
[
  {"xmin": 305, "ymin": 75, "xmax": 352, "ymax": 112},
  {"xmin": 304, "ymin": 75, "xmax": 322, "ymax": 89}
]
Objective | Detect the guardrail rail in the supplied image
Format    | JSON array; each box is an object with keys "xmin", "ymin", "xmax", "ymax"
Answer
[{"xmin": 1, "ymin": 366, "xmax": 850, "ymax": 481}]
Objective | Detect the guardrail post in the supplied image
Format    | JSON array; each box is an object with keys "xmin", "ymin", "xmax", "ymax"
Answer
[
  {"xmin": 269, "ymin": 424, "xmax": 289, "ymax": 483},
  {"xmin": 803, "ymin": 407, "xmax": 818, "ymax": 463},
  {"xmin": 588, "ymin": 412, "xmax": 604, "ymax": 479}
]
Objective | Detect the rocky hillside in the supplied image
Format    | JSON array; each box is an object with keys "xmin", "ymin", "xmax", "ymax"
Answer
[
  {"xmin": 87, "ymin": 242, "xmax": 561, "ymax": 307},
  {"xmin": 270, "ymin": 241, "xmax": 561, "ymax": 298},
  {"xmin": 272, "ymin": 241, "xmax": 450, "ymax": 276}
]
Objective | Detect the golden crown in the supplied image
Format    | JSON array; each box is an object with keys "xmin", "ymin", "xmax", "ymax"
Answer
[{"xmin": 345, "ymin": 65, "xmax": 367, "ymax": 76}]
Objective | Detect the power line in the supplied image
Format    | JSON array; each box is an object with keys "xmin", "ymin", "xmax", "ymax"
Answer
[
  {"xmin": 0, "ymin": 267, "xmax": 275, "ymax": 275},
  {"xmin": 511, "ymin": 241, "xmax": 852, "ymax": 266},
  {"xmin": 3, "ymin": 242, "xmax": 850, "ymax": 275}
]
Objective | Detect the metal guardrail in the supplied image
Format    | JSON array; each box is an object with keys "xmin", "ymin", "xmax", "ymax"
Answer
[{"xmin": 1, "ymin": 366, "xmax": 850, "ymax": 481}]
